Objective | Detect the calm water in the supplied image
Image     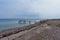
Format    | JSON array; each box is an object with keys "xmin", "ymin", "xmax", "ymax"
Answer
[{"xmin": 0, "ymin": 19, "xmax": 39, "ymax": 31}]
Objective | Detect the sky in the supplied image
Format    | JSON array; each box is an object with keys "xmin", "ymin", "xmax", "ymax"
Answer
[{"xmin": 0, "ymin": 0, "xmax": 60, "ymax": 19}]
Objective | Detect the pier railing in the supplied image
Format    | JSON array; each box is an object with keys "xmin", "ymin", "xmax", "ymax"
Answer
[{"xmin": 18, "ymin": 19, "xmax": 40, "ymax": 24}]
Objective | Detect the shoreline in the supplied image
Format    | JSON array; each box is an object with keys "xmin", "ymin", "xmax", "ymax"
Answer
[
  {"xmin": 0, "ymin": 21, "xmax": 45, "ymax": 39},
  {"xmin": 0, "ymin": 19, "xmax": 52, "ymax": 39}
]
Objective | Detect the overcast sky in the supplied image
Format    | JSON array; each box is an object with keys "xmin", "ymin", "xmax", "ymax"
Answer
[{"xmin": 0, "ymin": 0, "xmax": 60, "ymax": 19}]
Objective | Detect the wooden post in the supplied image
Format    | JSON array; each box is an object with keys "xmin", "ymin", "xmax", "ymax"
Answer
[{"xmin": 29, "ymin": 21, "xmax": 31, "ymax": 24}]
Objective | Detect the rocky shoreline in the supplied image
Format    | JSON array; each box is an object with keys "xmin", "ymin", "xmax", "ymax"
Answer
[
  {"xmin": 0, "ymin": 20, "xmax": 45, "ymax": 39},
  {"xmin": 1, "ymin": 19, "xmax": 60, "ymax": 40}
]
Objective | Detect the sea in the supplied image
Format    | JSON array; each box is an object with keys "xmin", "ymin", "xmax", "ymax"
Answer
[{"xmin": 0, "ymin": 19, "xmax": 40, "ymax": 31}]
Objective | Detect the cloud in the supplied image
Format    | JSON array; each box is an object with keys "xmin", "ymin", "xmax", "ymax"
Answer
[
  {"xmin": 27, "ymin": 0, "xmax": 60, "ymax": 19},
  {"xmin": 0, "ymin": 0, "xmax": 60, "ymax": 19},
  {"xmin": 14, "ymin": 0, "xmax": 60, "ymax": 19}
]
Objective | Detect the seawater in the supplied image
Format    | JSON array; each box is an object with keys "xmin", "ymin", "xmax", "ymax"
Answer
[
  {"xmin": 0, "ymin": 19, "xmax": 29, "ymax": 31},
  {"xmin": 0, "ymin": 19, "xmax": 39, "ymax": 31}
]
